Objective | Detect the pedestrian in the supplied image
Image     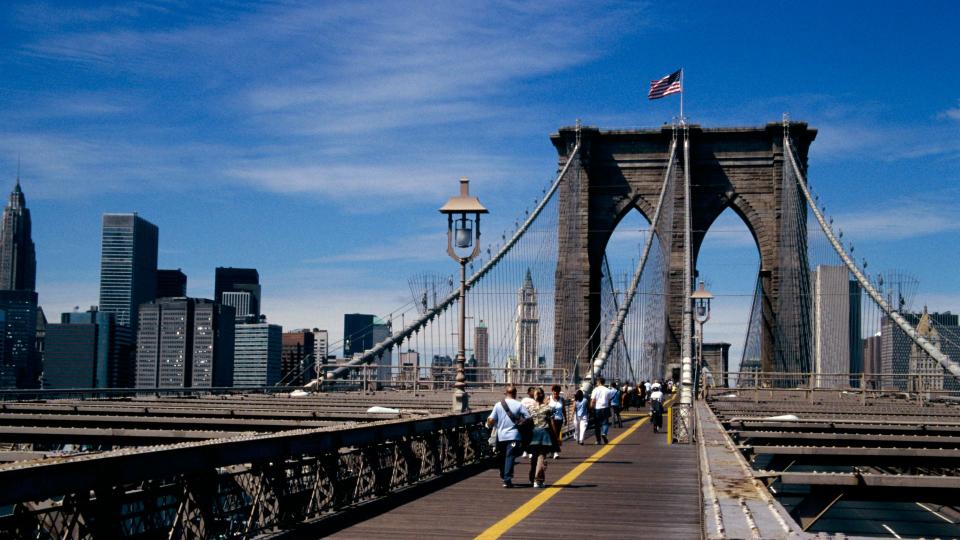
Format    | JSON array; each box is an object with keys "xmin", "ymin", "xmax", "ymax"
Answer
[
  {"xmin": 548, "ymin": 384, "xmax": 565, "ymax": 458},
  {"xmin": 624, "ymin": 381, "xmax": 634, "ymax": 412},
  {"xmin": 573, "ymin": 388, "xmax": 589, "ymax": 445},
  {"xmin": 649, "ymin": 382, "xmax": 664, "ymax": 433},
  {"xmin": 526, "ymin": 387, "xmax": 554, "ymax": 488},
  {"xmin": 520, "ymin": 386, "xmax": 537, "ymax": 459},
  {"xmin": 609, "ymin": 381, "xmax": 623, "ymax": 428},
  {"xmin": 590, "ymin": 377, "xmax": 612, "ymax": 444},
  {"xmin": 638, "ymin": 379, "xmax": 647, "ymax": 407},
  {"xmin": 486, "ymin": 384, "xmax": 530, "ymax": 488}
]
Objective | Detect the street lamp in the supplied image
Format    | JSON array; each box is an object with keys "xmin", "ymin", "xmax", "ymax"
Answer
[
  {"xmin": 691, "ymin": 281, "xmax": 713, "ymax": 398},
  {"xmin": 440, "ymin": 177, "xmax": 488, "ymax": 412}
]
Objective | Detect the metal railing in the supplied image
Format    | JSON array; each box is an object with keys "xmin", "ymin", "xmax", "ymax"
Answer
[
  {"xmin": 0, "ymin": 411, "xmax": 493, "ymax": 539},
  {"xmin": 317, "ymin": 365, "xmax": 572, "ymax": 393}
]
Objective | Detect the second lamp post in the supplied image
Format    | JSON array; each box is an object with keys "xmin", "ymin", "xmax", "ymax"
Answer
[{"xmin": 439, "ymin": 177, "xmax": 488, "ymax": 412}]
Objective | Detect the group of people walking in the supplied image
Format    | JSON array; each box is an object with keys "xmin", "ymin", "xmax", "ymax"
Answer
[
  {"xmin": 486, "ymin": 378, "xmax": 672, "ymax": 488},
  {"xmin": 486, "ymin": 384, "xmax": 566, "ymax": 488}
]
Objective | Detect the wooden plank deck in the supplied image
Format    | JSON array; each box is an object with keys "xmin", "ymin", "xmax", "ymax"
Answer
[{"xmin": 324, "ymin": 409, "xmax": 702, "ymax": 539}]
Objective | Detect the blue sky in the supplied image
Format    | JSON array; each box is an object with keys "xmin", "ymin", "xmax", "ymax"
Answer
[{"xmin": 2, "ymin": 1, "xmax": 958, "ymax": 359}]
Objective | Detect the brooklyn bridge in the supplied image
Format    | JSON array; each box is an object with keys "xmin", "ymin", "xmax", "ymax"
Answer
[{"xmin": 2, "ymin": 120, "xmax": 959, "ymax": 539}]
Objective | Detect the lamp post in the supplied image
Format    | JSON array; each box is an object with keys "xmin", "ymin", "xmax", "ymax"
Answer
[
  {"xmin": 440, "ymin": 177, "xmax": 488, "ymax": 412},
  {"xmin": 691, "ymin": 281, "xmax": 713, "ymax": 399}
]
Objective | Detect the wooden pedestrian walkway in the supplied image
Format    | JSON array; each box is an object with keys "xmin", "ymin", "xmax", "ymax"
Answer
[{"xmin": 324, "ymin": 408, "xmax": 702, "ymax": 539}]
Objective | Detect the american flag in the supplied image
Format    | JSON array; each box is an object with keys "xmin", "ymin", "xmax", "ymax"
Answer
[{"xmin": 648, "ymin": 69, "xmax": 682, "ymax": 100}]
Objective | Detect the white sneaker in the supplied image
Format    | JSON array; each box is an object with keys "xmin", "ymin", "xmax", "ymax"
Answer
[
  {"xmin": 521, "ymin": 452, "xmax": 530, "ymax": 459},
  {"xmin": 552, "ymin": 452, "xmax": 560, "ymax": 459}
]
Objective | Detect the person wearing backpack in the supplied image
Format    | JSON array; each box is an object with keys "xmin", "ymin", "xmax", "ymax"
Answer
[
  {"xmin": 649, "ymin": 382, "xmax": 665, "ymax": 433},
  {"xmin": 486, "ymin": 384, "xmax": 531, "ymax": 488}
]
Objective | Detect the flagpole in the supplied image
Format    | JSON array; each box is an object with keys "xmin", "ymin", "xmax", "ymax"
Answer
[{"xmin": 680, "ymin": 68, "xmax": 685, "ymax": 125}]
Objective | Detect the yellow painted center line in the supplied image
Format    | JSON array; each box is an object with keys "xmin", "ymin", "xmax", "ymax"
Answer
[{"xmin": 476, "ymin": 397, "xmax": 676, "ymax": 539}]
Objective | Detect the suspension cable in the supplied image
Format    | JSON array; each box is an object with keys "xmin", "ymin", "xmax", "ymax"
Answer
[{"xmin": 784, "ymin": 122, "xmax": 960, "ymax": 384}]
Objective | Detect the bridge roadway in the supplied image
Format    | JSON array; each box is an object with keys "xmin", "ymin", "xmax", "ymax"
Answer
[{"xmin": 320, "ymin": 408, "xmax": 702, "ymax": 539}]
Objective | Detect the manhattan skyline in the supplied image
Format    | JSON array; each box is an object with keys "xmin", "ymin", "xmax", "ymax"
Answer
[{"xmin": 2, "ymin": 1, "xmax": 958, "ymax": 356}]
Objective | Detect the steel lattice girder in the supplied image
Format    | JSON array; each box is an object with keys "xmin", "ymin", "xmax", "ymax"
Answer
[{"xmin": 0, "ymin": 410, "xmax": 490, "ymax": 508}]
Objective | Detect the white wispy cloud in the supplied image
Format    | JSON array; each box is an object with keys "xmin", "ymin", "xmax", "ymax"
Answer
[
  {"xmin": 6, "ymin": 1, "xmax": 643, "ymax": 205},
  {"xmin": 831, "ymin": 193, "xmax": 960, "ymax": 242},
  {"xmin": 939, "ymin": 100, "xmax": 960, "ymax": 122}
]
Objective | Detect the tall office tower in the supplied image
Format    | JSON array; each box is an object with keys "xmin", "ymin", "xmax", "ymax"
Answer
[
  {"xmin": 475, "ymin": 321, "xmax": 489, "ymax": 382},
  {"xmin": 371, "ymin": 318, "xmax": 392, "ymax": 384},
  {"xmin": 702, "ymin": 342, "xmax": 731, "ymax": 388},
  {"xmin": 35, "ymin": 306, "xmax": 45, "ymax": 377},
  {"xmin": 0, "ymin": 176, "xmax": 36, "ymax": 292},
  {"xmin": 281, "ymin": 329, "xmax": 315, "ymax": 385},
  {"xmin": 862, "ymin": 333, "xmax": 882, "ymax": 389},
  {"xmin": 99, "ymin": 214, "xmax": 158, "ymax": 332},
  {"xmin": 343, "ymin": 313, "xmax": 375, "ymax": 357},
  {"xmin": 881, "ymin": 311, "xmax": 959, "ymax": 391},
  {"xmin": 312, "ymin": 328, "xmax": 329, "ymax": 363},
  {"xmin": 191, "ymin": 300, "xmax": 235, "ymax": 388},
  {"xmin": 136, "ymin": 298, "xmax": 234, "ymax": 388},
  {"xmin": 343, "ymin": 314, "xmax": 391, "ymax": 382},
  {"xmin": 0, "ymin": 290, "xmax": 39, "ymax": 388},
  {"xmin": 156, "ymin": 269, "xmax": 187, "ymax": 298},
  {"xmin": 514, "ymin": 269, "xmax": 539, "ymax": 383},
  {"xmin": 908, "ymin": 308, "xmax": 945, "ymax": 393},
  {"xmin": 233, "ymin": 322, "xmax": 282, "ymax": 387},
  {"xmin": 44, "ymin": 308, "xmax": 116, "ymax": 388},
  {"xmin": 848, "ymin": 280, "xmax": 863, "ymax": 385},
  {"xmin": 215, "ymin": 267, "xmax": 261, "ymax": 322},
  {"xmin": 811, "ymin": 265, "xmax": 850, "ymax": 388}
]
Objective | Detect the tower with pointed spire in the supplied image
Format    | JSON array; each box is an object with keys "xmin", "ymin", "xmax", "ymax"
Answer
[
  {"xmin": 0, "ymin": 166, "xmax": 39, "ymax": 388},
  {"xmin": 0, "ymin": 169, "xmax": 36, "ymax": 291},
  {"xmin": 514, "ymin": 268, "xmax": 540, "ymax": 383}
]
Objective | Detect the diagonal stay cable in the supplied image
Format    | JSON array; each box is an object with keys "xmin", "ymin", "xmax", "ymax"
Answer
[
  {"xmin": 582, "ymin": 134, "xmax": 679, "ymax": 395},
  {"xmin": 329, "ymin": 142, "xmax": 582, "ymax": 380}
]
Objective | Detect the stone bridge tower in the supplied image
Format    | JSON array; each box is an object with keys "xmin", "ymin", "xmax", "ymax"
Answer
[{"xmin": 552, "ymin": 122, "xmax": 817, "ymax": 380}]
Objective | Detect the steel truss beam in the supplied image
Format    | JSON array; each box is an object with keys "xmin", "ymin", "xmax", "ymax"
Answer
[{"xmin": 0, "ymin": 412, "xmax": 493, "ymax": 539}]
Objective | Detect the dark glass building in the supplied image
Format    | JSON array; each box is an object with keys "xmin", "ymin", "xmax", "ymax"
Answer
[
  {"xmin": 343, "ymin": 313, "xmax": 376, "ymax": 357},
  {"xmin": 156, "ymin": 269, "xmax": 187, "ymax": 298},
  {"xmin": 215, "ymin": 267, "xmax": 260, "ymax": 322},
  {"xmin": 0, "ymin": 290, "xmax": 39, "ymax": 388}
]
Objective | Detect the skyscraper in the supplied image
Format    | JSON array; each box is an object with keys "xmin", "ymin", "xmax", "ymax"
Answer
[
  {"xmin": 0, "ymin": 290, "xmax": 39, "ymax": 388},
  {"xmin": 811, "ymin": 265, "xmax": 850, "ymax": 388},
  {"xmin": 156, "ymin": 269, "xmax": 187, "ymax": 298},
  {"xmin": 313, "ymin": 328, "xmax": 329, "ymax": 362},
  {"xmin": 44, "ymin": 308, "xmax": 117, "ymax": 389},
  {"xmin": 99, "ymin": 213, "xmax": 158, "ymax": 331},
  {"xmin": 475, "ymin": 321, "xmax": 489, "ymax": 382},
  {"xmin": 215, "ymin": 267, "xmax": 260, "ymax": 322},
  {"xmin": 135, "ymin": 298, "xmax": 234, "ymax": 388},
  {"xmin": 343, "ymin": 314, "xmax": 391, "ymax": 383},
  {"xmin": 0, "ymin": 176, "xmax": 36, "ymax": 292},
  {"xmin": 233, "ymin": 322, "xmax": 282, "ymax": 387},
  {"xmin": 281, "ymin": 329, "xmax": 315, "ymax": 385},
  {"xmin": 343, "ymin": 313, "xmax": 375, "ymax": 357},
  {"xmin": 514, "ymin": 269, "xmax": 539, "ymax": 382}
]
